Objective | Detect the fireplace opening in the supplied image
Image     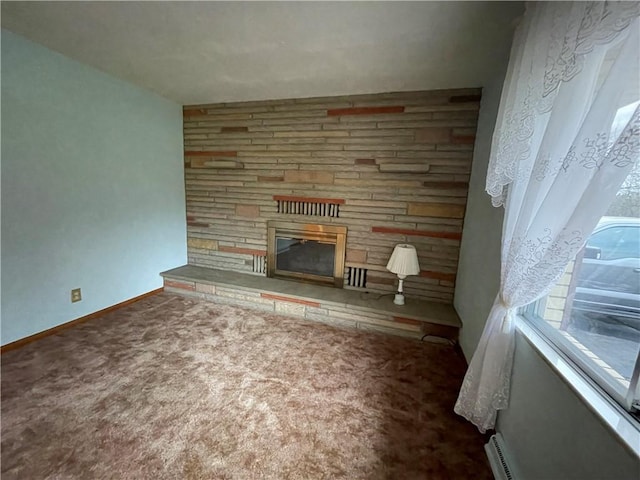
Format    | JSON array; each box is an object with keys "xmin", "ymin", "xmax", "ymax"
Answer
[{"xmin": 267, "ymin": 221, "xmax": 346, "ymax": 288}]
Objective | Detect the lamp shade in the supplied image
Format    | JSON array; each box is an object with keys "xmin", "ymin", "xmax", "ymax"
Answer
[{"xmin": 386, "ymin": 244, "xmax": 420, "ymax": 276}]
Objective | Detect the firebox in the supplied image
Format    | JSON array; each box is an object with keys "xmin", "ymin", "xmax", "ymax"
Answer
[{"xmin": 267, "ymin": 221, "xmax": 347, "ymax": 288}]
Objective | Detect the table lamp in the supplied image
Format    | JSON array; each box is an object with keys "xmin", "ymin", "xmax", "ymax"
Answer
[{"xmin": 386, "ymin": 244, "xmax": 420, "ymax": 305}]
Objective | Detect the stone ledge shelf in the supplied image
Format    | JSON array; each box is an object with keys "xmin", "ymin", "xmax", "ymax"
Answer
[{"xmin": 161, "ymin": 265, "xmax": 461, "ymax": 341}]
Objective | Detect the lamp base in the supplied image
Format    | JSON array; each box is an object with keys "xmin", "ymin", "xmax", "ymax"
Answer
[{"xmin": 393, "ymin": 293, "xmax": 405, "ymax": 306}]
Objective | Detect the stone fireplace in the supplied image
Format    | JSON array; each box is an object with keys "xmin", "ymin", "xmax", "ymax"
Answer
[
  {"xmin": 183, "ymin": 88, "xmax": 480, "ymax": 303},
  {"xmin": 267, "ymin": 221, "xmax": 347, "ymax": 288}
]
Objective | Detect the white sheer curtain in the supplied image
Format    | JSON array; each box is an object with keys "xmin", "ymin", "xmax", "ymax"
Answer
[{"xmin": 455, "ymin": 2, "xmax": 640, "ymax": 433}]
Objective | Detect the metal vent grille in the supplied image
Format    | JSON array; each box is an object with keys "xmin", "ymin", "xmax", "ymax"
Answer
[
  {"xmin": 485, "ymin": 434, "xmax": 514, "ymax": 480},
  {"xmin": 346, "ymin": 267, "xmax": 368, "ymax": 288},
  {"xmin": 253, "ymin": 255, "xmax": 266, "ymax": 274},
  {"xmin": 276, "ymin": 200, "xmax": 340, "ymax": 218}
]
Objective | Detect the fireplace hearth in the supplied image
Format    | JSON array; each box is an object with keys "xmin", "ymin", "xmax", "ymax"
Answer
[{"xmin": 267, "ymin": 221, "xmax": 347, "ymax": 287}]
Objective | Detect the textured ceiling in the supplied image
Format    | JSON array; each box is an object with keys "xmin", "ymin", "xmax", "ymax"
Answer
[{"xmin": 1, "ymin": 1, "xmax": 523, "ymax": 105}]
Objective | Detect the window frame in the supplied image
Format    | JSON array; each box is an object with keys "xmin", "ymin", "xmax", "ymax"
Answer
[
  {"xmin": 521, "ymin": 302, "xmax": 640, "ymax": 413},
  {"xmin": 520, "ymin": 211, "xmax": 640, "ymax": 416},
  {"xmin": 514, "ymin": 315, "xmax": 640, "ymax": 457}
]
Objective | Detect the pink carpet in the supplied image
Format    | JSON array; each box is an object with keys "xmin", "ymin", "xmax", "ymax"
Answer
[{"xmin": 1, "ymin": 293, "xmax": 491, "ymax": 479}]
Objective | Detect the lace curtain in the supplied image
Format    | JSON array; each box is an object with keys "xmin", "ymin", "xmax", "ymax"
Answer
[{"xmin": 455, "ymin": 2, "xmax": 640, "ymax": 433}]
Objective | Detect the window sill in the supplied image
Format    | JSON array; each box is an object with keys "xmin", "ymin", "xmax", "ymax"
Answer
[{"xmin": 515, "ymin": 315, "xmax": 640, "ymax": 458}]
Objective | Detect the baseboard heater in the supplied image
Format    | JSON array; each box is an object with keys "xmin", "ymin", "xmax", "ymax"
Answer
[{"xmin": 485, "ymin": 434, "xmax": 515, "ymax": 480}]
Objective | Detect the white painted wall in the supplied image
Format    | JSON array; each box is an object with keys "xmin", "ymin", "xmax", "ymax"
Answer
[
  {"xmin": 1, "ymin": 30, "xmax": 187, "ymax": 345},
  {"xmin": 498, "ymin": 334, "xmax": 639, "ymax": 479},
  {"xmin": 454, "ymin": 72, "xmax": 506, "ymax": 357}
]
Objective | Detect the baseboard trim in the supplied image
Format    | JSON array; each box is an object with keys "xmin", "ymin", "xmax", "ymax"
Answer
[{"xmin": 1, "ymin": 288, "xmax": 164, "ymax": 354}]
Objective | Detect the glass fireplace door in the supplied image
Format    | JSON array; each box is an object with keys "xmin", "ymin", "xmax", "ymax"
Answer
[{"xmin": 267, "ymin": 221, "xmax": 347, "ymax": 287}]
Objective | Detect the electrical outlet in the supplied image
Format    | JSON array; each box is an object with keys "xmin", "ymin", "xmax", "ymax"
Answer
[{"xmin": 71, "ymin": 288, "xmax": 82, "ymax": 303}]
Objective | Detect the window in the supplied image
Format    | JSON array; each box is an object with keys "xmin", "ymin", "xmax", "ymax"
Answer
[{"xmin": 524, "ymin": 167, "xmax": 640, "ymax": 414}]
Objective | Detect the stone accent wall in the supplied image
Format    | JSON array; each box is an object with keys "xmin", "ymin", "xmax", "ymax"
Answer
[{"xmin": 183, "ymin": 89, "xmax": 480, "ymax": 303}]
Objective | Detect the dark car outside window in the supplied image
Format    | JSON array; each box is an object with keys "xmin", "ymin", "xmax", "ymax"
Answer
[{"xmin": 588, "ymin": 226, "xmax": 640, "ymax": 261}]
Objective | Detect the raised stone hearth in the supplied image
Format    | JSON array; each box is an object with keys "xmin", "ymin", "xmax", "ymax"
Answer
[{"xmin": 161, "ymin": 265, "xmax": 461, "ymax": 341}]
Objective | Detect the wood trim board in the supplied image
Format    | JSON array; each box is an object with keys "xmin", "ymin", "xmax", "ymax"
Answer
[{"xmin": 1, "ymin": 288, "xmax": 164, "ymax": 354}]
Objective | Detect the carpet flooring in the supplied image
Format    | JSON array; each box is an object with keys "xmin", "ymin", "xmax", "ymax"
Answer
[{"xmin": 1, "ymin": 293, "xmax": 491, "ymax": 479}]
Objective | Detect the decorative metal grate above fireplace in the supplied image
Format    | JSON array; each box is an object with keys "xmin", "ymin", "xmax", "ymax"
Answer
[{"xmin": 267, "ymin": 221, "xmax": 347, "ymax": 288}]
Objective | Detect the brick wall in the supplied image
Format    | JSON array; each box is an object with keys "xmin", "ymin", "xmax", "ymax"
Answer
[
  {"xmin": 183, "ymin": 89, "xmax": 480, "ymax": 303},
  {"xmin": 542, "ymin": 260, "xmax": 575, "ymax": 329}
]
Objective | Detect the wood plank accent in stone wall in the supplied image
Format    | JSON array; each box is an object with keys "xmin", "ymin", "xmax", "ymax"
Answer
[{"xmin": 183, "ymin": 88, "xmax": 480, "ymax": 303}]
